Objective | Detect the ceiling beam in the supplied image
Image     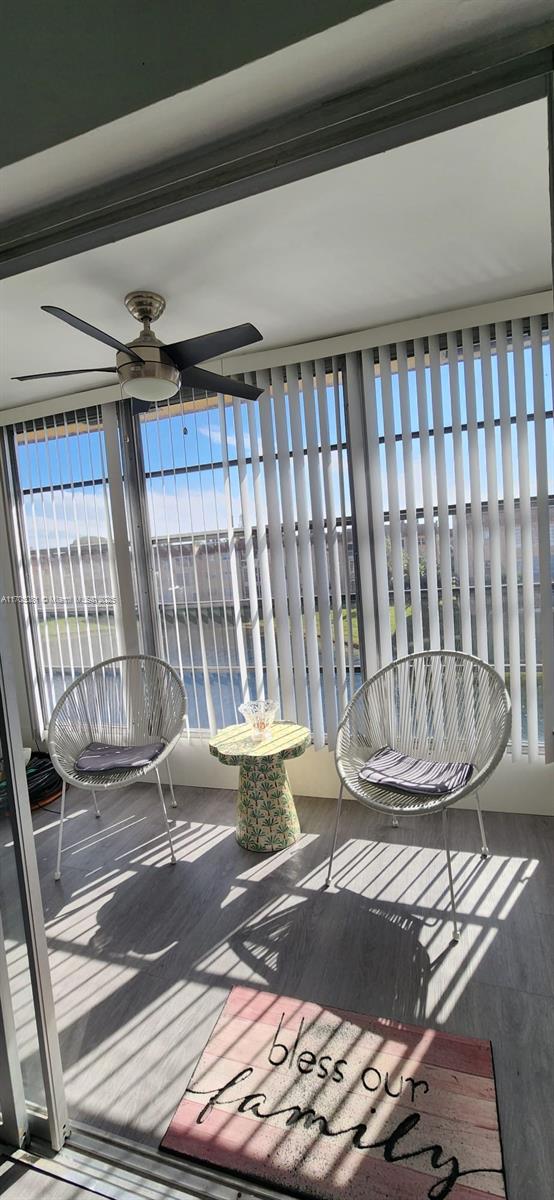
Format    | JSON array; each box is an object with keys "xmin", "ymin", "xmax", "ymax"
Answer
[
  {"xmin": 0, "ymin": 1, "xmax": 384, "ymax": 168},
  {"xmin": 0, "ymin": 21, "xmax": 553, "ymax": 279}
]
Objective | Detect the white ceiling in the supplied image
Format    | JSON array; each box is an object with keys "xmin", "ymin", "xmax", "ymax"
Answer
[{"xmin": 0, "ymin": 100, "xmax": 550, "ymax": 413}]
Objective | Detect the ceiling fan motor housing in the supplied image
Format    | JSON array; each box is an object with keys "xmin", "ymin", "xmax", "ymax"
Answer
[{"xmin": 116, "ymin": 329, "xmax": 180, "ymax": 402}]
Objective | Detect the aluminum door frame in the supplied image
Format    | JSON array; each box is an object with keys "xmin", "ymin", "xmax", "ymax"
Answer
[{"xmin": 0, "ymin": 591, "xmax": 69, "ymax": 1151}]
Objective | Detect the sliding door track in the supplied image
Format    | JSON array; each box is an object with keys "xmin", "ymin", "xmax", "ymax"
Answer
[{"xmin": 4, "ymin": 1122, "xmax": 295, "ymax": 1200}]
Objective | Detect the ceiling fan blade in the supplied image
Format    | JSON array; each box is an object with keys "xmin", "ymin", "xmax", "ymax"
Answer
[
  {"xmin": 42, "ymin": 306, "xmax": 143, "ymax": 362},
  {"xmin": 12, "ymin": 367, "xmax": 118, "ymax": 381},
  {"xmin": 180, "ymin": 365, "xmax": 265, "ymax": 402},
  {"xmin": 164, "ymin": 323, "xmax": 262, "ymax": 370}
]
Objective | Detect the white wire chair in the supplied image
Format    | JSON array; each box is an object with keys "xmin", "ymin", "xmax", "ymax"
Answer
[
  {"xmin": 327, "ymin": 650, "xmax": 511, "ymax": 940},
  {"xmin": 47, "ymin": 654, "xmax": 188, "ymax": 880}
]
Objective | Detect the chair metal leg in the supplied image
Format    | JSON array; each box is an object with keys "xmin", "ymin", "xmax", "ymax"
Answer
[
  {"xmin": 155, "ymin": 768, "xmax": 176, "ymax": 864},
  {"xmin": 475, "ymin": 790, "xmax": 489, "ymax": 857},
  {"xmin": 54, "ymin": 780, "xmax": 67, "ymax": 881},
  {"xmin": 92, "ymin": 789, "xmax": 101, "ymax": 819},
  {"xmin": 166, "ymin": 760, "xmax": 178, "ymax": 809},
  {"xmin": 325, "ymin": 783, "xmax": 344, "ymax": 888},
  {"xmin": 442, "ymin": 807, "xmax": 460, "ymax": 942}
]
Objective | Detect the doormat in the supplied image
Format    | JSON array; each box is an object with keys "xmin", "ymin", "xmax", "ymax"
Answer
[{"xmin": 161, "ymin": 986, "xmax": 507, "ymax": 1200}]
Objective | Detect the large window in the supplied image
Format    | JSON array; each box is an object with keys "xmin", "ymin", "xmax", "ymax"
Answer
[
  {"xmin": 346, "ymin": 313, "xmax": 553, "ymax": 760},
  {"xmin": 139, "ymin": 362, "xmax": 359, "ymax": 745},
  {"xmin": 5, "ymin": 409, "xmax": 119, "ymax": 728},
  {"xmin": 4, "ymin": 310, "xmax": 553, "ymax": 760}
]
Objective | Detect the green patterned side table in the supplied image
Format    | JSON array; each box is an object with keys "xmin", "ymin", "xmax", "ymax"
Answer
[{"xmin": 209, "ymin": 721, "xmax": 311, "ymax": 852}]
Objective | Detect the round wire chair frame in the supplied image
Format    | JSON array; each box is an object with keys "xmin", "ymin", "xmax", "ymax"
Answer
[
  {"xmin": 47, "ymin": 654, "xmax": 188, "ymax": 878},
  {"xmin": 328, "ymin": 650, "xmax": 512, "ymax": 941},
  {"xmin": 335, "ymin": 650, "xmax": 511, "ymax": 816}
]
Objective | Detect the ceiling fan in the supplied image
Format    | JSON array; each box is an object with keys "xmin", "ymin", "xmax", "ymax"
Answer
[{"xmin": 12, "ymin": 290, "xmax": 265, "ymax": 412}]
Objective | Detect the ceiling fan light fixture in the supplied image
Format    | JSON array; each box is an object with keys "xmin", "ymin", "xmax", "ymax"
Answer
[
  {"xmin": 121, "ymin": 375, "xmax": 179, "ymax": 403},
  {"xmin": 119, "ymin": 358, "xmax": 180, "ymax": 403}
]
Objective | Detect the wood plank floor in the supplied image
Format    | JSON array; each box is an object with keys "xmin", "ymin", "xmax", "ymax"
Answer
[{"xmin": 1, "ymin": 784, "xmax": 553, "ymax": 1199}]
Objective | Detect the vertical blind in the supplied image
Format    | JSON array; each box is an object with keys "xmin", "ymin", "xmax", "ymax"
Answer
[
  {"xmin": 5, "ymin": 311, "xmax": 552, "ymax": 763},
  {"xmin": 346, "ymin": 313, "xmax": 554, "ymax": 762},
  {"xmin": 5, "ymin": 409, "xmax": 119, "ymax": 729},
  {"xmin": 139, "ymin": 361, "xmax": 358, "ymax": 746}
]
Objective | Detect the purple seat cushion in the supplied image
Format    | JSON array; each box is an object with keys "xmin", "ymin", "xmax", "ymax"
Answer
[
  {"xmin": 358, "ymin": 745, "xmax": 473, "ymax": 795},
  {"xmin": 75, "ymin": 741, "xmax": 164, "ymax": 773}
]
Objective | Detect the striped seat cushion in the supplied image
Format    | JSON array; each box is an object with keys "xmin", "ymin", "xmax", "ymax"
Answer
[
  {"xmin": 358, "ymin": 746, "xmax": 473, "ymax": 795},
  {"xmin": 75, "ymin": 741, "xmax": 164, "ymax": 772}
]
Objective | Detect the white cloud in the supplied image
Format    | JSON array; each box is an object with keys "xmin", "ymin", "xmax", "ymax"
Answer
[
  {"xmin": 146, "ymin": 478, "xmax": 236, "ymax": 536},
  {"xmin": 197, "ymin": 424, "xmax": 236, "ymax": 450},
  {"xmin": 24, "ymin": 491, "xmax": 110, "ymax": 550}
]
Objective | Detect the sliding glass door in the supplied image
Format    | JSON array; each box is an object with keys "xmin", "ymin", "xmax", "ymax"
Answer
[{"xmin": 0, "ymin": 597, "xmax": 68, "ymax": 1150}]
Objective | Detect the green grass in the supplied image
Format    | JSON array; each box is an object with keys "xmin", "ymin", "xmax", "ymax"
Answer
[
  {"xmin": 313, "ymin": 608, "xmax": 359, "ymax": 650},
  {"xmin": 42, "ymin": 615, "xmax": 112, "ymax": 640}
]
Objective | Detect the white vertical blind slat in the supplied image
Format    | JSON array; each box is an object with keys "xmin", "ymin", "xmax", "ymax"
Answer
[
  {"xmin": 249, "ymin": 369, "xmax": 280, "ymax": 704},
  {"xmin": 531, "ymin": 315, "xmax": 554, "ymax": 763},
  {"xmin": 179, "ymin": 405, "xmax": 217, "ymax": 732},
  {"xmin": 462, "ymin": 328, "xmax": 488, "ymax": 661},
  {"xmin": 258, "ymin": 372, "xmax": 298, "ymax": 721},
  {"xmin": 496, "ymin": 321, "xmax": 522, "ymax": 758},
  {"xmin": 192, "ymin": 405, "xmax": 230, "ymax": 722},
  {"xmin": 447, "ymin": 331, "xmax": 472, "ymax": 654},
  {"xmin": 192, "ymin": 540, "xmax": 217, "ymax": 733},
  {"xmin": 429, "ymin": 334, "xmax": 455, "ymax": 647},
  {"xmin": 232, "ymin": 391, "xmax": 265, "ymax": 700},
  {"xmin": 152, "ymin": 400, "xmax": 189, "ymax": 706},
  {"xmin": 265, "ymin": 367, "xmax": 306, "ymax": 720},
  {"xmin": 512, "ymin": 320, "xmax": 539, "ymax": 761},
  {"xmin": 48, "ymin": 418, "xmax": 81, "ymax": 679},
  {"xmin": 140, "ymin": 418, "xmax": 166, "ymax": 661},
  {"xmin": 143, "ymin": 400, "xmax": 200, "ymax": 726},
  {"xmin": 414, "ymin": 338, "xmax": 440, "ymax": 650},
  {"xmin": 218, "ymin": 395, "xmax": 249, "ymax": 711},
  {"xmin": 22, "ymin": 422, "xmax": 56, "ymax": 711},
  {"xmin": 86, "ymin": 409, "xmax": 118, "ymax": 662},
  {"xmin": 302, "ymin": 361, "xmax": 337, "ymax": 745},
  {"xmin": 479, "ymin": 325, "xmax": 504, "ymax": 678},
  {"xmin": 31, "ymin": 420, "xmax": 67, "ymax": 685},
  {"xmin": 362, "ymin": 350, "xmax": 391, "ymax": 663},
  {"xmin": 60, "ymin": 413, "xmax": 94, "ymax": 670},
  {"xmin": 317, "ymin": 359, "xmax": 348, "ymax": 724},
  {"xmin": 380, "ymin": 345, "xmax": 408, "ymax": 657},
  {"xmin": 166, "ymin": 410, "xmax": 209, "ymax": 728},
  {"xmin": 203, "ymin": 405, "xmax": 241, "ymax": 712},
  {"xmin": 288, "ymin": 364, "xmax": 325, "ymax": 746},
  {"xmin": 83, "ymin": 408, "xmax": 117, "ymax": 662},
  {"xmin": 345, "ymin": 353, "xmax": 379, "ymax": 676},
  {"xmin": 397, "ymin": 342, "xmax": 424, "ymax": 653},
  {"xmin": 272, "ymin": 366, "xmax": 310, "ymax": 727},
  {"xmin": 333, "ymin": 359, "xmax": 355, "ymax": 693}
]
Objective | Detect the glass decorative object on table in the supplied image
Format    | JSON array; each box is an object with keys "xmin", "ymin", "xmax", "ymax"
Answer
[{"xmin": 238, "ymin": 699, "xmax": 278, "ymax": 740}]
